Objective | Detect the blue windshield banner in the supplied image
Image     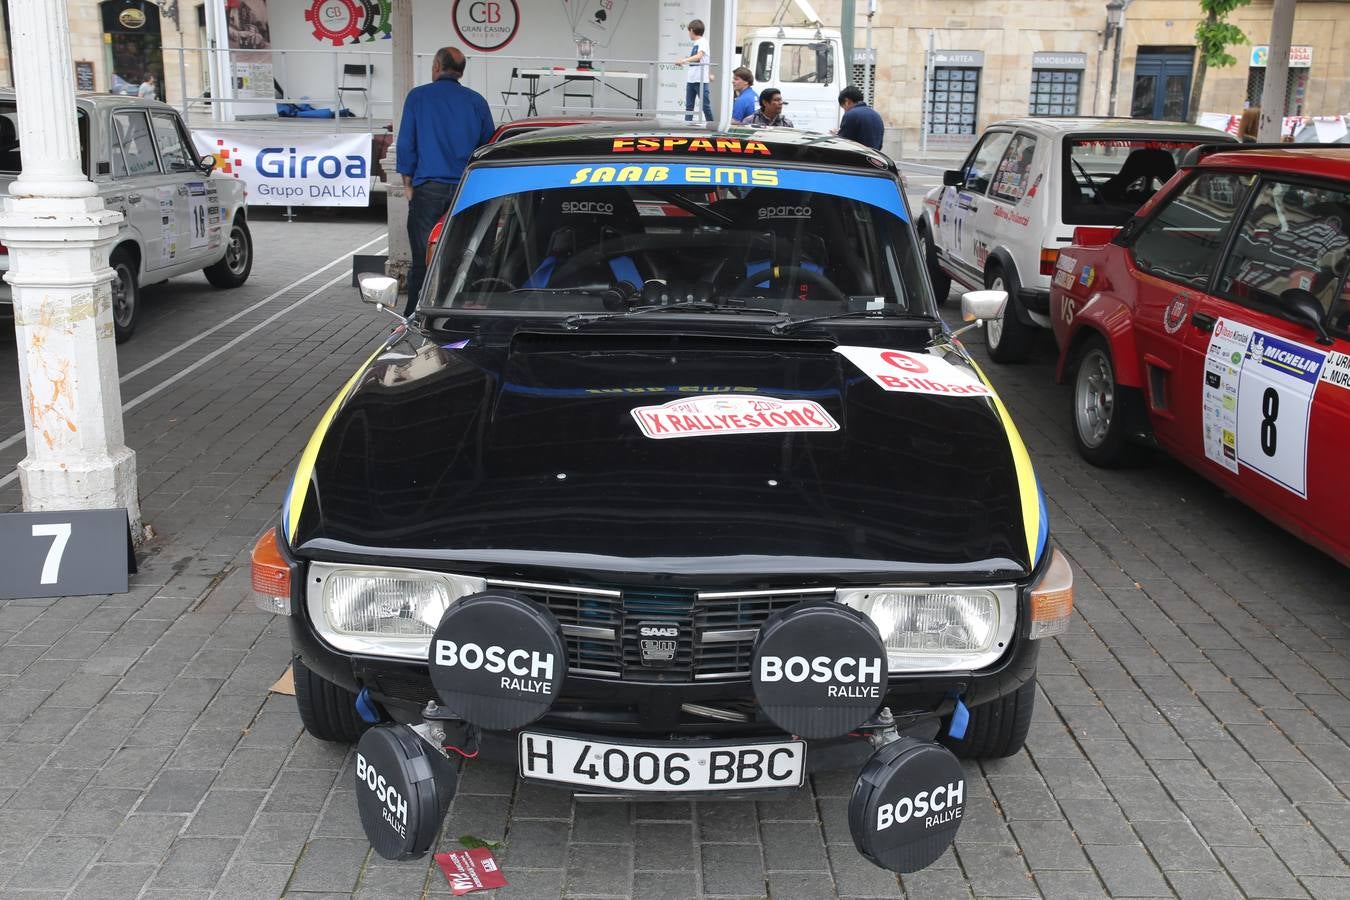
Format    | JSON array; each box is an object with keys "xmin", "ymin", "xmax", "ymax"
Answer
[{"xmin": 451, "ymin": 162, "xmax": 909, "ymax": 221}]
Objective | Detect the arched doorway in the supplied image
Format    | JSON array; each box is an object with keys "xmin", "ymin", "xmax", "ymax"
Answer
[{"xmin": 101, "ymin": 0, "xmax": 164, "ymax": 100}]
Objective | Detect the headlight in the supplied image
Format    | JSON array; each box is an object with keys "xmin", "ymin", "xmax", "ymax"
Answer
[
  {"xmin": 836, "ymin": 586, "xmax": 1016, "ymax": 672},
  {"xmin": 310, "ymin": 563, "xmax": 485, "ymax": 658}
]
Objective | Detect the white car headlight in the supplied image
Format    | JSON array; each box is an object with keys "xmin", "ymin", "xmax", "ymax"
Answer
[
  {"xmin": 836, "ymin": 586, "xmax": 1016, "ymax": 672},
  {"xmin": 310, "ymin": 563, "xmax": 485, "ymax": 658}
]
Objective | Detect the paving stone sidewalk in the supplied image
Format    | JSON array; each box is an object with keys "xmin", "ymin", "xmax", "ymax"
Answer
[{"xmin": 1, "ymin": 211, "xmax": 1349, "ymax": 898}]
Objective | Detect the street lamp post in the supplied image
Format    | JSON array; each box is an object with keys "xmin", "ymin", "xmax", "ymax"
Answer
[
  {"xmin": 383, "ymin": 0, "xmax": 413, "ymax": 293},
  {"xmin": 0, "ymin": 0, "xmax": 141, "ymax": 534},
  {"xmin": 1105, "ymin": 0, "xmax": 1127, "ymax": 117}
]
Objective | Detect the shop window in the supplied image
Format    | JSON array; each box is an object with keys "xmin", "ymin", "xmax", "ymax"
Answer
[
  {"xmin": 929, "ymin": 66, "xmax": 979, "ymax": 135},
  {"xmin": 1029, "ymin": 69, "xmax": 1080, "ymax": 116},
  {"xmin": 1245, "ymin": 67, "xmax": 1310, "ymax": 117}
]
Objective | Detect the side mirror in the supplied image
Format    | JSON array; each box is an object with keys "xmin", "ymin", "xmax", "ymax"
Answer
[
  {"xmin": 1280, "ymin": 288, "xmax": 1333, "ymax": 345},
  {"xmin": 950, "ymin": 289, "xmax": 1007, "ymax": 339},
  {"xmin": 359, "ymin": 274, "xmax": 400, "ymax": 309},
  {"xmin": 961, "ymin": 289, "xmax": 1007, "ymax": 322},
  {"xmin": 199, "ymin": 153, "xmax": 216, "ymax": 174},
  {"xmin": 942, "ymin": 169, "xmax": 964, "ymax": 187}
]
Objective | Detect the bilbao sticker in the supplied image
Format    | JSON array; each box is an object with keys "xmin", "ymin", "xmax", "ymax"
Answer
[
  {"xmin": 835, "ymin": 346, "xmax": 992, "ymax": 397},
  {"xmin": 631, "ymin": 394, "xmax": 838, "ymax": 439}
]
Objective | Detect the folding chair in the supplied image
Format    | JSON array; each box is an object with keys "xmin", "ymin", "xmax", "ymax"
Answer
[{"xmin": 338, "ymin": 63, "xmax": 371, "ymax": 117}]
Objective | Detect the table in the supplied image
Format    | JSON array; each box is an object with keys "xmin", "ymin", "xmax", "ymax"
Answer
[{"xmin": 506, "ymin": 68, "xmax": 648, "ymax": 116}]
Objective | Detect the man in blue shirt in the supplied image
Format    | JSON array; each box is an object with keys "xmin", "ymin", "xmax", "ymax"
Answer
[
  {"xmin": 731, "ymin": 67, "xmax": 757, "ymax": 124},
  {"xmin": 396, "ymin": 47, "xmax": 495, "ymax": 314},
  {"xmin": 836, "ymin": 86, "xmax": 884, "ymax": 152}
]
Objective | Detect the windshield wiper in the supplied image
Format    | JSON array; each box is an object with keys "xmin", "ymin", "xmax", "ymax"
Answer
[
  {"xmin": 770, "ymin": 309, "xmax": 937, "ymax": 335},
  {"xmin": 563, "ymin": 302, "xmax": 784, "ymax": 330}
]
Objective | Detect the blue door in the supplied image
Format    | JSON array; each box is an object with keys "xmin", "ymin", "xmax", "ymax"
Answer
[{"xmin": 1131, "ymin": 51, "xmax": 1194, "ymax": 121}]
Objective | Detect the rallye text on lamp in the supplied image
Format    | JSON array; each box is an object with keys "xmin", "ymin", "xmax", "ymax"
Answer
[{"xmin": 251, "ymin": 126, "xmax": 1075, "ymax": 873}]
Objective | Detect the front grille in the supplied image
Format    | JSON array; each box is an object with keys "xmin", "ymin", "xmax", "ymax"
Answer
[
  {"xmin": 494, "ymin": 581, "xmax": 623, "ymax": 678},
  {"xmin": 488, "ymin": 580, "xmax": 834, "ymax": 682},
  {"xmin": 693, "ymin": 590, "xmax": 826, "ymax": 678}
]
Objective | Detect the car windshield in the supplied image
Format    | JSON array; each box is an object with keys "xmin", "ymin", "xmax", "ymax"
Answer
[
  {"xmin": 1062, "ymin": 136, "xmax": 1215, "ymax": 225},
  {"xmin": 424, "ymin": 158, "xmax": 931, "ymax": 322}
]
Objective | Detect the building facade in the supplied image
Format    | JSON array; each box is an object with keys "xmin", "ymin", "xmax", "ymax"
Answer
[
  {"xmin": 739, "ymin": 0, "xmax": 1350, "ymax": 152},
  {"xmin": 0, "ymin": 0, "xmax": 209, "ymax": 109}
]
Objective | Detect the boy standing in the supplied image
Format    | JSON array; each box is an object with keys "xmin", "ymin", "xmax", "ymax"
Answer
[{"xmin": 676, "ymin": 20, "xmax": 712, "ymax": 122}]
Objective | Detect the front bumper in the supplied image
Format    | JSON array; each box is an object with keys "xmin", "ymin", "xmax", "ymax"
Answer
[{"xmin": 288, "ymin": 575, "xmax": 1039, "ymax": 747}]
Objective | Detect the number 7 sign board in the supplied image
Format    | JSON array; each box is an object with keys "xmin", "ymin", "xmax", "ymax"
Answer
[{"xmin": 0, "ymin": 509, "xmax": 134, "ymax": 600}]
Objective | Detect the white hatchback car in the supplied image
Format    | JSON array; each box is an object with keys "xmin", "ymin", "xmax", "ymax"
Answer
[
  {"xmin": 0, "ymin": 91, "xmax": 251, "ymax": 342},
  {"xmin": 919, "ymin": 117, "xmax": 1234, "ymax": 361}
]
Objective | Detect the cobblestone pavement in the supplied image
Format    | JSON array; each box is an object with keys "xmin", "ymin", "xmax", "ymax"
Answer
[{"xmin": 1, "ymin": 202, "xmax": 1349, "ymax": 899}]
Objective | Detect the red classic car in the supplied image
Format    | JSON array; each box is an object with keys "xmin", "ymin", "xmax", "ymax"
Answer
[{"xmin": 1051, "ymin": 145, "xmax": 1350, "ymax": 566}]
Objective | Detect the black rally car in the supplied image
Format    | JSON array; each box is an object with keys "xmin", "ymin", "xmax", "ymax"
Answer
[{"xmin": 251, "ymin": 126, "xmax": 1074, "ymax": 873}]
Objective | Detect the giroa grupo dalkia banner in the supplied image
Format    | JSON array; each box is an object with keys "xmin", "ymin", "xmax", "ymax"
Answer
[{"xmin": 192, "ymin": 131, "xmax": 373, "ymax": 207}]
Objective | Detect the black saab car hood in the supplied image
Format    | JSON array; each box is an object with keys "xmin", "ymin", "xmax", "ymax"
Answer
[{"xmin": 288, "ymin": 328, "xmax": 1039, "ymax": 582}]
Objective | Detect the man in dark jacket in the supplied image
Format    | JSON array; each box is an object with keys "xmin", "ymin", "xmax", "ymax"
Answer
[
  {"xmin": 836, "ymin": 86, "xmax": 884, "ymax": 151},
  {"xmin": 396, "ymin": 47, "xmax": 495, "ymax": 314}
]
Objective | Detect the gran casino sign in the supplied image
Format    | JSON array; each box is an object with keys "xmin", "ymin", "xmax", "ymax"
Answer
[{"xmin": 452, "ymin": 0, "xmax": 520, "ymax": 52}]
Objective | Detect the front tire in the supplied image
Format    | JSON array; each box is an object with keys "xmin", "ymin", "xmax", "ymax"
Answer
[
  {"xmin": 293, "ymin": 656, "xmax": 366, "ymax": 743},
  {"xmin": 1070, "ymin": 333, "xmax": 1142, "ymax": 467},
  {"xmin": 204, "ymin": 218, "xmax": 253, "ymax": 288},
  {"xmin": 919, "ymin": 224, "xmax": 952, "ymax": 304},
  {"xmin": 983, "ymin": 264, "xmax": 1036, "ymax": 363},
  {"xmin": 941, "ymin": 679, "xmax": 1035, "ymax": 759},
  {"xmin": 110, "ymin": 249, "xmax": 139, "ymax": 344}
]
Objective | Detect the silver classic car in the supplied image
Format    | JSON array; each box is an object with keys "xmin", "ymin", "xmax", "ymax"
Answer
[{"xmin": 0, "ymin": 91, "xmax": 252, "ymax": 341}]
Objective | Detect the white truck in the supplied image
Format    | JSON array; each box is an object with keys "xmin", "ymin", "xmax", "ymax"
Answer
[{"xmin": 739, "ymin": 24, "xmax": 846, "ymax": 134}]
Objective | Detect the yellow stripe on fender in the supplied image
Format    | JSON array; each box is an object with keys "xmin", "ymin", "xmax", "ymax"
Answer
[
  {"xmin": 969, "ymin": 360, "xmax": 1041, "ymax": 562},
  {"xmin": 285, "ymin": 347, "xmax": 384, "ymax": 543}
]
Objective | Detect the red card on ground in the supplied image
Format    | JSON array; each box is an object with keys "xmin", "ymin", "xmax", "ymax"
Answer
[{"xmin": 435, "ymin": 848, "xmax": 508, "ymax": 895}]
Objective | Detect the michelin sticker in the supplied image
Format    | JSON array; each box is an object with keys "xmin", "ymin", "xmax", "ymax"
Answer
[
  {"xmin": 834, "ymin": 346, "xmax": 993, "ymax": 397},
  {"xmin": 1202, "ymin": 318, "xmax": 1328, "ymax": 497},
  {"xmin": 631, "ymin": 395, "xmax": 838, "ymax": 439}
]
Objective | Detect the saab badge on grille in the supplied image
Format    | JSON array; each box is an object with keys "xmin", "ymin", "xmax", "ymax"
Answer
[{"xmin": 637, "ymin": 621, "xmax": 679, "ymax": 668}]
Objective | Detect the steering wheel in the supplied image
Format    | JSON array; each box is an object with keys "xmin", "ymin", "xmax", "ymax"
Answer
[
  {"xmin": 469, "ymin": 276, "xmax": 517, "ymax": 292},
  {"xmin": 728, "ymin": 264, "xmax": 848, "ymax": 305}
]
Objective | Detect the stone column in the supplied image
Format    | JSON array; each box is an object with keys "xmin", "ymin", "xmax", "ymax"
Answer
[
  {"xmin": 383, "ymin": 0, "xmax": 414, "ymax": 290},
  {"xmin": 0, "ymin": 0, "xmax": 140, "ymax": 536}
]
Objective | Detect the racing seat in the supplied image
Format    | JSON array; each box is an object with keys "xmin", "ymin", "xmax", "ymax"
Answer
[
  {"xmin": 523, "ymin": 189, "xmax": 645, "ymax": 290},
  {"xmin": 740, "ymin": 201, "xmax": 830, "ymax": 294},
  {"xmin": 1099, "ymin": 148, "xmax": 1177, "ymax": 205}
]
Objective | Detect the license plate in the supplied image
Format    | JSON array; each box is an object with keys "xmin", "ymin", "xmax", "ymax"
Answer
[{"xmin": 518, "ymin": 732, "xmax": 805, "ymax": 792}]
